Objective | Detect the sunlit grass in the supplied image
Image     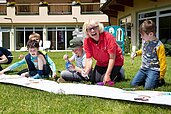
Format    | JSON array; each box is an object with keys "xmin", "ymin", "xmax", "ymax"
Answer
[{"xmin": 0, "ymin": 52, "xmax": 171, "ymax": 113}]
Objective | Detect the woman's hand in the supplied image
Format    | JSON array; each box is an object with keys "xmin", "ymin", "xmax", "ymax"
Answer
[
  {"xmin": 103, "ymin": 54, "xmax": 114, "ymax": 84},
  {"xmin": 103, "ymin": 74, "xmax": 111, "ymax": 84},
  {"xmin": 81, "ymin": 69, "xmax": 89, "ymax": 80}
]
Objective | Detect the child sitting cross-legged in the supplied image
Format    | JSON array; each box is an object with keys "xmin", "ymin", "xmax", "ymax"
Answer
[
  {"xmin": 0, "ymin": 40, "xmax": 56, "ymax": 79},
  {"xmin": 58, "ymin": 38, "xmax": 92, "ymax": 83}
]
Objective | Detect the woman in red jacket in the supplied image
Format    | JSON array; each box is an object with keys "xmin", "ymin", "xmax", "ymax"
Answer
[{"xmin": 82, "ymin": 19, "xmax": 124, "ymax": 85}]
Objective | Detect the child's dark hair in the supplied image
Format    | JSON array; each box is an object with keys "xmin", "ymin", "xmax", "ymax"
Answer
[
  {"xmin": 139, "ymin": 20, "xmax": 156, "ymax": 35},
  {"xmin": 27, "ymin": 40, "xmax": 39, "ymax": 49}
]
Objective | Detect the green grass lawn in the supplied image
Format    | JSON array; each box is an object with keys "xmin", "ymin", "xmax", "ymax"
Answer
[{"xmin": 0, "ymin": 52, "xmax": 171, "ymax": 114}]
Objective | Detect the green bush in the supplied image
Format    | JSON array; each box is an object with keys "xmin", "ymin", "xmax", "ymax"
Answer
[
  {"xmin": 164, "ymin": 43, "xmax": 171, "ymax": 56},
  {"xmin": 124, "ymin": 36, "xmax": 131, "ymax": 54}
]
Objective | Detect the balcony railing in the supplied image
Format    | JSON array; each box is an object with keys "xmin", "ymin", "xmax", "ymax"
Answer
[
  {"xmin": 0, "ymin": 4, "xmax": 7, "ymax": 15},
  {"xmin": 48, "ymin": 3, "xmax": 72, "ymax": 15},
  {"xmin": 15, "ymin": 4, "xmax": 39, "ymax": 15},
  {"xmin": 81, "ymin": 3, "xmax": 103, "ymax": 14},
  {"xmin": 1, "ymin": 2, "xmax": 104, "ymax": 15}
]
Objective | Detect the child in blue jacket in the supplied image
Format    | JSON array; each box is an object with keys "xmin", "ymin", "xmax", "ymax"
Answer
[{"xmin": 0, "ymin": 40, "xmax": 56, "ymax": 79}]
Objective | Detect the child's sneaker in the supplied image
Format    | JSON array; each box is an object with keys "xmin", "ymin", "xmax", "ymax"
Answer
[
  {"xmin": 57, "ymin": 77, "xmax": 66, "ymax": 83},
  {"xmin": 32, "ymin": 74, "xmax": 41, "ymax": 79},
  {"xmin": 158, "ymin": 78, "xmax": 165, "ymax": 87}
]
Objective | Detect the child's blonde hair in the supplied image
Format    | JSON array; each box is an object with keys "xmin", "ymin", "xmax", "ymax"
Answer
[{"xmin": 29, "ymin": 33, "xmax": 40, "ymax": 40}]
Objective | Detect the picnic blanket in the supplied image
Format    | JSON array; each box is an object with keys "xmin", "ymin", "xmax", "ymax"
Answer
[{"xmin": 0, "ymin": 74, "xmax": 171, "ymax": 106}]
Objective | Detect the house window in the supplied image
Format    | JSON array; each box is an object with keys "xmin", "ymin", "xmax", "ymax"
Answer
[
  {"xmin": 139, "ymin": 11, "xmax": 156, "ymax": 19},
  {"xmin": 16, "ymin": 27, "xmax": 43, "ymax": 50},
  {"xmin": 138, "ymin": 7, "xmax": 171, "ymax": 49}
]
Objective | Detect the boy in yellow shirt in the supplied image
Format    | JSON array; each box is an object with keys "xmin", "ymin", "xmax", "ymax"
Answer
[{"xmin": 131, "ymin": 20, "xmax": 167, "ymax": 89}]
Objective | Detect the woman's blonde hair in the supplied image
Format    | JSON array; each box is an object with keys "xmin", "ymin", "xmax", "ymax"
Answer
[{"xmin": 82, "ymin": 19, "xmax": 104, "ymax": 37}]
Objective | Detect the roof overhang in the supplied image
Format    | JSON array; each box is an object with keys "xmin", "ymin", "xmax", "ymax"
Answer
[{"xmin": 100, "ymin": 0, "xmax": 157, "ymax": 17}]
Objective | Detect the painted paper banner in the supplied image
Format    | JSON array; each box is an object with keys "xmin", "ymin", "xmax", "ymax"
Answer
[{"xmin": 0, "ymin": 74, "xmax": 171, "ymax": 106}]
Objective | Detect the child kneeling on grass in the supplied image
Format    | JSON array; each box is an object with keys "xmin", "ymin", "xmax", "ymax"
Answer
[
  {"xmin": 0, "ymin": 40, "xmax": 57, "ymax": 79},
  {"xmin": 131, "ymin": 20, "xmax": 167, "ymax": 89}
]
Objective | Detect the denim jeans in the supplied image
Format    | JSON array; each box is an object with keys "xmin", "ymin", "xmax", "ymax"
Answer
[{"xmin": 131, "ymin": 68, "xmax": 159, "ymax": 89}]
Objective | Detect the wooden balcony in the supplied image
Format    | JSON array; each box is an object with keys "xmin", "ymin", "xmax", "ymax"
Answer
[
  {"xmin": 0, "ymin": 2, "xmax": 108, "ymax": 24},
  {"xmin": 0, "ymin": 4, "xmax": 7, "ymax": 15}
]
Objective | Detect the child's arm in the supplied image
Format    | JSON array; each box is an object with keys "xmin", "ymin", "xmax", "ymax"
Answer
[
  {"xmin": 84, "ymin": 58, "xmax": 93, "ymax": 75},
  {"xmin": 136, "ymin": 49, "xmax": 142, "ymax": 56},
  {"xmin": 0, "ymin": 67, "xmax": 10, "ymax": 75},
  {"xmin": 0, "ymin": 54, "xmax": 8, "ymax": 63},
  {"xmin": 131, "ymin": 49, "xmax": 142, "ymax": 59},
  {"xmin": 131, "ymin": 49, "xmax": 142, "ymax": 64},
  {"xmin": 156, "ymin": 44, "xmax": 167, "ymax": 79},
  {"xmin": 63, "ymin": 54, "xmax": 75, "ymax": 62},
  {"xmin": 0, "ymin": 59, "xmax": 26, "ymax": 75},
  {"xmin": 46, "ymin": 55, "xmax": 57, "ymax": 78},
  {"xmin": 63, "ymin": 54, "xmax": 76, "ymax": 71}
]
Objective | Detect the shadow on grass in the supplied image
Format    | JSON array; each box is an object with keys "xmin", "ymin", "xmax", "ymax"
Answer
[
  {"xmin": 122, "ymin": 78, "xmax": 131, "ymax": 82},
  {"xmin": 164, "ymin": 82, "xmax": 171, "ymax": 86}
]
